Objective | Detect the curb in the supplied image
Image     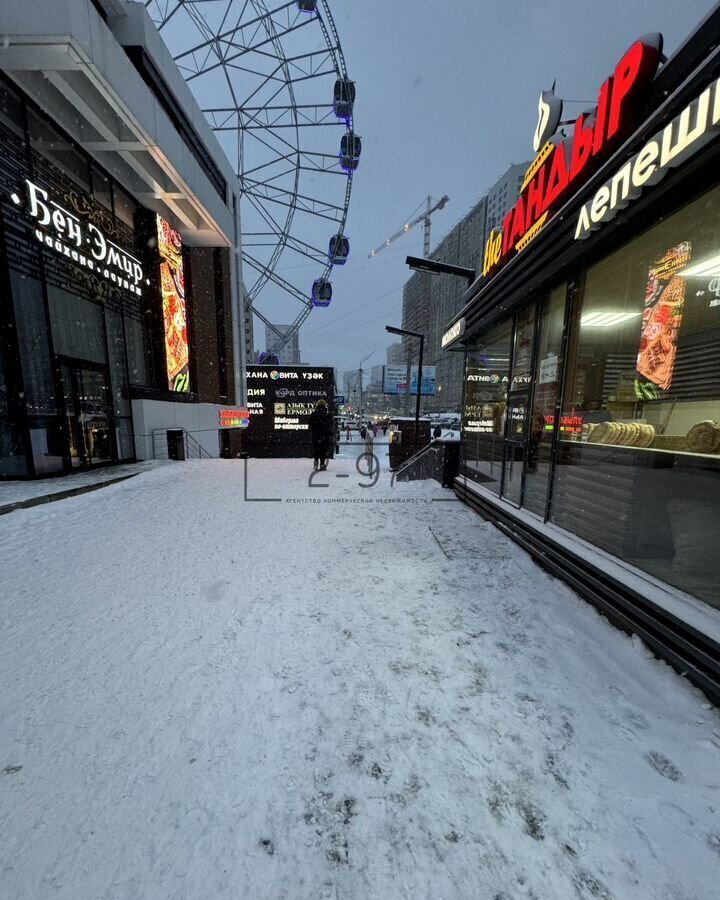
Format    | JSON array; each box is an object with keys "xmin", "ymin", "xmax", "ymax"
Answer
[{"xmin": 0, "ymin": 473, "xmax": 139, "ymax": 517}]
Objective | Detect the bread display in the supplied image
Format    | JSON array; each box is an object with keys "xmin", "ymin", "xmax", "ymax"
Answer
[{"xmin": 686, "ymin": 420, "xmax": 720, "ymax": 454}]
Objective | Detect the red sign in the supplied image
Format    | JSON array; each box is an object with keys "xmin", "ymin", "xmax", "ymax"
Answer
[
  {"xmin": 219, "ymin": 408, "xmax": 250, "ymax": 428},
  {"xmin": 483, "ymin": 36, "xmax": 663, "ymax": 279}
]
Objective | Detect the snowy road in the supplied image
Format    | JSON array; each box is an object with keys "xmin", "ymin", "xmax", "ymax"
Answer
[{"xmin": 1, "ymin": 450, "xmax": 719, "ymax": 899}]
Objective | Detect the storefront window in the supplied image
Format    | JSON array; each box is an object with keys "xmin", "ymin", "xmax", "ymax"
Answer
[
  {"xmin": 48, "ymin": 286, "xmax": 107, "ymax": 365},
  {"xmin": 124, "ymin": 315, "xmax": 148, "ymax": 386},
  {"xmin": 106, "ymin": 310, "xmax": 130, "ymax": 418},
  {"xmin": 11, "ymin": 273, "xmax": 56, "ymax": 417},
  {"xmin": 461, "ymin": 320, "xmax": 512, "ymax": 494},
  {"xmin": 524, "ymin": 284, "xmax": 567, "ymax": 516},
  {"xmin": 552, "ymin": 185, "xmax": 720, "ymax": 607},
  {"xmin": 0, "ymin": 346, "xmax": 28, "ymax": 477}
]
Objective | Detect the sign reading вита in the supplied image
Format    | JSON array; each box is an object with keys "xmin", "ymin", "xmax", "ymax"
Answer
[{"xmin": 10, "ymin": 179, "xmax": 145, "ymax": 296}]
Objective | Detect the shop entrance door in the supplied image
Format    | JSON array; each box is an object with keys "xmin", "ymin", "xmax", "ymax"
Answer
[
  {"xmin": 60, "ymin": 362, "xmax": 116, "ymax": 469},
  {"xmin": 501, "ymin": 390, "xmax": 530, "ymax": 507}
]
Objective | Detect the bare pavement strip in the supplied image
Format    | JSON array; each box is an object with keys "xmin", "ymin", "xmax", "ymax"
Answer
[{"xmin": 0, "ymin": 452, "xmax": 719, "ymax": 899}]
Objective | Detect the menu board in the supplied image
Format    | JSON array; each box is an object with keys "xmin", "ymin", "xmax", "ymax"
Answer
[
  {"xmin": 636, "ymin": 242, "xmax": 692, "ymax": 392},
  {"xmin": 244, "ymin": 365, "xmax": 335, "ymax": 457}
]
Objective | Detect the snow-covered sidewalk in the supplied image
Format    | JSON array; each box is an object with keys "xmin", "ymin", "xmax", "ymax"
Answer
[{"xmin": 1, "ymin": 454, "xmax": 719, "ymax": 899}]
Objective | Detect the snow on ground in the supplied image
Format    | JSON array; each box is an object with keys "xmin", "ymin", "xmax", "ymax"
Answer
[
  {"xmin": 0, "ymin": 461, "xmax": 164, "ymax": 509},
  {"xmin": 1, "ymin": 445, "xmax": 719, "ymax": 900}
]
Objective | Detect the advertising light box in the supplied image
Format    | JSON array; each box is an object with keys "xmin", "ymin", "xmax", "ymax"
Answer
[
  {"xmin": 383, "ymin": 365, "xmax": 436, "ymax": 396},
  {"xmin": 244, "ymin": 365, "xmax": 336, "ymax": 457}
]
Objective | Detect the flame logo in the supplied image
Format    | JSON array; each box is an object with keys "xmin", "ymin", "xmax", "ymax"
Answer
[{"xmin": 533, "ymin": 84, "xmax": 563, "ymax": 153}]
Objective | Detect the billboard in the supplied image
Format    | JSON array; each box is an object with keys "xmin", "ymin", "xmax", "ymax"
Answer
[
  {"xmin": 157, "ymin": 215, "xmax": 190, "ymax": 392},
  {"xmin": 383, "ymin": 365, "xmax": 436, "ymax": 396},
  {"xmin": 244, "ymin": 365, "xmax": 335, "ymax": 457}
]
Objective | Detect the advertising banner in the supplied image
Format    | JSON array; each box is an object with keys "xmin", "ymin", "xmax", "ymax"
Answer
[
  {"xmin": 157, "ymin": 215, "xmax": 190, "ymax": 393},
  {"xmin": 244, "ymin": 365, "xmax": 335, "ymax": 457},
  {"xmin": 636, "ymin": 242, "xmax": 691, "ymax": 392},
  {"xmin": 382, "ymin": 365, "xmax": 436, "ymax": 395}
]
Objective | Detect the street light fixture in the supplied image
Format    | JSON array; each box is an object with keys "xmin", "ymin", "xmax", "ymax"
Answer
[
  {"xmin": 405, "ymin": 255, "xmax": 475, "ymax": 285},
  {"xmin": 386, "ymin": 325, "xmax": 424, "ymax": 453}
]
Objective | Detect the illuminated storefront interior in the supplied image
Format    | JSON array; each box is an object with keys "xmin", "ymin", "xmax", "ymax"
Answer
[{"xmin": 446, "ymin": 14, "xmax": 720, "ymax": 694}]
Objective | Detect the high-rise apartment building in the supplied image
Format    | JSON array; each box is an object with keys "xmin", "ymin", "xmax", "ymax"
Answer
[
  {"xmin": 399, "ymin": 162, "xmax": 530, "ymax": 412},
  {"xmin": 264, "ymin": 324, "xmax": 301, "ymax": 365}
]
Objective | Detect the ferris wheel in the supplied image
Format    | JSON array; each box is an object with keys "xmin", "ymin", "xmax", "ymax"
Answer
[{"xmin": 143, "ymin": 0, "xmax": 359, "ymax": 355}]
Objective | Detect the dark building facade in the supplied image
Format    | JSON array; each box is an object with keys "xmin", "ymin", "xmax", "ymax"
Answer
[{"xmin": 0, "ymin": 0, "xmax": 247, "ymax": 478}]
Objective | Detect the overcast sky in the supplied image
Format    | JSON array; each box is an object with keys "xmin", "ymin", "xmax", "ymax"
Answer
[{"xmin": 263, "ymin": 0, "xmax": 718, "ymax": 378}]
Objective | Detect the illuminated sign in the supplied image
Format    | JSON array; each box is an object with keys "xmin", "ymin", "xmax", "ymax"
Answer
[
  {"xmin": 576, "ymin": 78, "xmax": 720, "ymax": 239},
  {"xmin": 219, "ymin": 408, "xmax": 250, "ymax": 428},
  {"xmin": 11, "ymin": 180, "xmax": 144, "ymax": 295},
  {"xmin": 156, "ymin": 215, "xmax": 190, "ymax": 393},
  {"xmin": 483, "ymin": 35, "xmax": 663, "ymax": 279},
  {"xmin": 244, "ymin": 365, "xmax": 335, "ymax": 457},
  {"xmin": 636, "ymin": 243, "xmax": 691, "ymax": 391},
  {"xmin": 441, "ymin": 317, "xmax": 466, "ymax": 349}
]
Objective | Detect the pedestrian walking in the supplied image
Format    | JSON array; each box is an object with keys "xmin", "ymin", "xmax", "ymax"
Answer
[
  {"xmin": 382, "ymin": 424, "xmax": 387, "ymax": 436},
  {"xmin": 433, "ymin": 424, "xmax": 442, "ymax": 439},
  {"xmin": 309, "ymin": 399, "xmax": 333, "ymax": 470},
  {"xmin": 372, "ymin": 422, "xmax": 378, "ymax": 437},
  {"xmin": 346, "ymin": 425, "xmax": 351, "ymax": 442}
]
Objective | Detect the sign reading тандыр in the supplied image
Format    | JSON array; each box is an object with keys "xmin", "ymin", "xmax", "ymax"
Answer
[{"xmin": 481, "ymin": 35, "xmax": 664, "ymax": 281}]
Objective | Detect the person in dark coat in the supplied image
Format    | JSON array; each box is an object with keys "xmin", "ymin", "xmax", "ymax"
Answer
[
  {"xmin": 309, "ymin": 399, "xmax": 332, "ymax": 470},
  {"xmin": 433, "ymin": 424, "xmax": 442, "ymax": 439}
]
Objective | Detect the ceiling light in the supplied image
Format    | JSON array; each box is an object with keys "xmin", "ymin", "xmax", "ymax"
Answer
[
  {"xmin": 581, "ymin": 311, "xmax": 642, "ymax": 327},
  {"xmin": 678, "ymin": 254, "xmax": 720, "ymax": 278}
]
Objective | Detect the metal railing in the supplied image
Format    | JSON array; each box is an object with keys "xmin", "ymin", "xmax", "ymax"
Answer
[
  {"xmin": 393, "ymin": 438, "xmax": 460, "ymax": 488},
  {"xmin": 151, "ymin": 429, "xmax": 214, "ymax": 461}
]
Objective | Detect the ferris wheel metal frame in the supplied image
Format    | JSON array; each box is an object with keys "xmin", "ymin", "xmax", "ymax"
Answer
[{"xmin": 143, "ymin": 0, "xmax": 357, "ymax": 356}]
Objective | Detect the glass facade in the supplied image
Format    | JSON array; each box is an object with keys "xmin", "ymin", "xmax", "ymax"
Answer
[
  {"xmin": 461, "ymin": 320, "xmax": 511, "ymax": 494},
  {"xmin": 461, "ymin": 183, "xmax": 720, "ymax": 612}
]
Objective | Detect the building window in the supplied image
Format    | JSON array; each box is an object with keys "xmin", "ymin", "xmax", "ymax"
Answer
[
  {"xmin": 552, "ymin": 184, "xmax": 720, "ymax": 607},
  {"xmin": 27, "ymin": 110, "xmax": 91, "ymax": 193},
  {"xmin": 461, "ymin": 319, "xmax": 512, "ymax": 493},
  {"xmin": 524, "ymin": 283, "xmax": 566, "ymax": 516},
  {"xmin": 113, "ymin": 185, "xmax": 137, "ymax": 229},
  {"xmin": 11, "ymin": 272, "xmax": 56, "ymax": 417}
]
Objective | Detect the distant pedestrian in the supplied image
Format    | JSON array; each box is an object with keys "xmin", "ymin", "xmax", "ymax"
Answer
[
  {"xmin": 372, "ymin": 422, "xmax": 378, "ymax": 437},
  {"xmin": 309, "ymin": 399, "xmax": 332, "ymax": 470},
  {"xmin": 346, "ymin": 425, "xmax": 351, "ymax": 442},
  {"xmin": 382, "ymin": 424, "xmax": 387, "ymax": 436},
  {"xmin": 359, "ymin": 425, "xmax": 367, "ymax": 440},
  {"xmin": 433, "ymin": 424, "xmax": 442, "ymax": 439}
]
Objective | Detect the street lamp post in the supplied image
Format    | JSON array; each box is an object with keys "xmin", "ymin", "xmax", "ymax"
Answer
[
  {"xmin": 386, "ymin": 325, "xmax": 424, "ymax": 454},
  {"xmin": 358, "ymin": 350, "xmax": 374, "ymax": 421}
]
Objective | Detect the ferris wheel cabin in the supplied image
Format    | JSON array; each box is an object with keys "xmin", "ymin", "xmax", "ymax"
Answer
[
  {"xmin": 329, "ymin": 234, "xmax": 350, "ymax": 265},
  {"xmin": 340, "ymin": 133, "xmax": 362, "ymax": 172},
  {"xmin": 312, "ymin": 279, "xmax": 333, "ymax": 307},
  {"xmin": 333, "ymin": 78, "xmax": 356, "ymax": 119}
]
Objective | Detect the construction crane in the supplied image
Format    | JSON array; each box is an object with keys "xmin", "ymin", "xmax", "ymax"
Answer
[{"xmin": 369, "ymin": 195, "xmax": 449, "ymax": 258}]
